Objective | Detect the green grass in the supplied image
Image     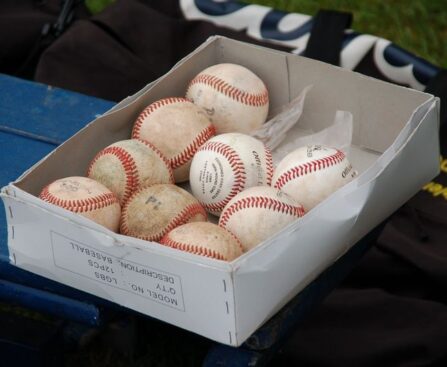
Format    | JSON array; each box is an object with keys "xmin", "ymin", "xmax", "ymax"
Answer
[
  {"xmin": 245, "ymin": 0, "xmax": 447, "ymax": 69},
  {"xmin": 85, "ymin": 0, "xmax": 116, "ymax": 15}
]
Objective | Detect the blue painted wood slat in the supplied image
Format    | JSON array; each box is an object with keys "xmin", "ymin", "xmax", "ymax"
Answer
[
  {"xmin": 0, "ymin": 73, "xmax": 116, "ymax": 326},
  {"xmin": 0, "ymin": 74, "xmax": 114, "ymax": 143}
]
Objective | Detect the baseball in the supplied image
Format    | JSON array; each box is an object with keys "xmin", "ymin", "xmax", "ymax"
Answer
[
  {"xmin": 39, "ymin": 176, "xmax": 121, "ymax": 232},
  {"xmin": 120, "ymin": 184, "xmax": 207, "ymax": 242},
  {"xmin": 87, "ymin": 139, "xmax": 173, "ymax": 205},
  {"xmin": 272, "ymin": 145, "xmax": 357, "ymax": 211},
  {"xmin": 186, "ymin": 63, "xmax": 269, "ymax": 134},
  {"xmin": 132, "ymin": 97, "xmax": 216, "ymax": 183},
  {"xmin": 219, "ymin": 186, "xmax": 305, "ymax": 252},
  {"xmin": 189, "ymin": 133, "xmax": 273, "ymax": 216},
  {"xmin": 160, "ymin": 222, "xmax": 243, "ymax": 261}
]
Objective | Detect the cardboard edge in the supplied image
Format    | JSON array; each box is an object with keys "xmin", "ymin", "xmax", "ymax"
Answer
[
  {"xmin": 1, "ymin": 184, "xmax": 239, "ymax": 273},
  {"xmin": 2, "ymin": 189, "xmax": 241, "ymax": 346},
  {"xmin": 230, "ymin": 96, "xmax": 438, "ymax": 268}
]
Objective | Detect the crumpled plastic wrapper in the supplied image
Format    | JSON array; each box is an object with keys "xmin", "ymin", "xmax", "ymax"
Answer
[
  {"xmin": 250, "ymin": 85, "xmax": 312, "ymax": 151},
  {"xmin": 249, "ymin": 84, "xmax": 354, "ymax": 167},
  {"xmin": 272, "ymin": 110, "xmax": 354, "ymax": 165}
]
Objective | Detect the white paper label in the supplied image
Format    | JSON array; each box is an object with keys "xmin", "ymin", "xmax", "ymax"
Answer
[{"xmin": 50, "ymin": 231, "xmax": 185, "ymax": 311}]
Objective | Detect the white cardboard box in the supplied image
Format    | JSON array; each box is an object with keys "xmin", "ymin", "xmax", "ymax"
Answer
[{"xmin": 0, "ymin": 36, "xmax": 440, "ymax": 346}]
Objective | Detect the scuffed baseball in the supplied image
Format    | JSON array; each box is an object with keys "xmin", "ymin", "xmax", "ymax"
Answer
[
  {"xmin": 87, "ymin": 139, "xmax": 173, "ymax": 205},
  {"xmin": 120, "ymin": 184, "xmax": 207, "ymax": 242},
  {"xmin": 160, "ymin": 222, "xmax": 243, "ymax": 261},
  {"xmin": 189, "ymin": 133, "xmax": 273, "ymax": 216},
  {"xmin": 219, "ymin": 186, "xmax": 305, "ymax": 252},
  {"xmin": 186, "ymin": 63, "xmax": 269, "ymax": 134},
  {"xmin": 39, "ymin": 176, "xmax": 121, "ymax": 232},
  {"xmin": 272, "ymin": 145, "xmax": 357, "ymax": 211},
  {"xmin": 132, "ymin": 97, "xmax": 216, "ymax": 183}
]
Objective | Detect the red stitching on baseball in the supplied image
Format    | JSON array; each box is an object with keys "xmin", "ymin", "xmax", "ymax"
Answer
[
  {"xmin": 265, "ymin": 145, "xmax": 274, "ymax": 186},
  {"xmin": 219, "ymin": 196, "xmax": 305, "ymax": 228},
  {"xmin": 170, "ymin": 124, "xmax": 216, "ymax": 170},
  {"xmin": 160, "ymin": 235, "xmax": 227, "ymax": 261},
  {"xmin": 39, "ymin": 186, "xmax": 118, "ymax": 213},
  {"xmin": 132, "ymin": 97, "xmax": 190, "ymax": 139},
  {"xmin": 135, "ymin": 139, "xmax": 174, "ymax": 184},
  {"xmin": 120, "ymin": 200, "xmax": 207, "ymax": 242},
  {"xmin": 273, "ymin": 150, "xmax": 346, "ymax": 190},
  {"xmin": 187, "ymin": 74, "xmax": 269, "ymax": 107},
  {"xmin": 87, "ymin": 146, "xmax": 139, "ymax": 203},
  {"xmin": 226, "ymin": 229, "xmax": 245, "ymax": 253},
  {"xmin": 198, "ymin": 141, "xmax": 247, "ymax": 214}
]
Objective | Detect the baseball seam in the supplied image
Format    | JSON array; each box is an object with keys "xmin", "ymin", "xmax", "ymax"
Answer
[
  {"xmin": 120, "ymin": 201, "xmax": 206, "ymax": 242},
  {"xmin": 226, "ymin": 229, "xmax": 245, "ymax": 254},
  {"xmin": 132, "ymin": 97, "xmax": 190, "ymax": 139},
  {"xmin": 219, "ymin": 196, "xmax": 305, "ymax": 228},
  {"xmin": 170, "ymin": 124, "xmax": 216, "ymax": 170},
  {"xmin": 265, "ymin": 145, "xmax": 274, "ymax": 186},
  {"xmin": 198, "ymin": 141, "xmax": 247, "ymax": 214},
  {"xmin": 273, "ymin": 150, "xmax": 346, "ymax": 190},
  {"xmin": 160, "ymin": 235, "xmax": 227, "ymax": 261},
  {"xmin": 39, "ymin": 188, "xmax": 118, "ymax": 213},
  {"xmin": 187, "ymin": 74, "xmax": 269, "ymax": 107},
  {"xmin": 135, "ymin": 139, "xmax": 175, "ymax": 184},
  {"xmin": 87, "ymin": 146, "xmax": 139, "ymax": 204}
]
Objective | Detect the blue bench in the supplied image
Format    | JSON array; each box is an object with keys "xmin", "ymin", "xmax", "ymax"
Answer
[{"xmin": 0, "ymin": 74, "xmax": 116, "ymax": 325}]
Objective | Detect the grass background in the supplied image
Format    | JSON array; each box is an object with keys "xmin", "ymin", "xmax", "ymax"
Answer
[
  {"xmin": 245, "ymin": 0, "xmax": 447, "ymax": 69},
  {"xmin": 3, "ymin": 1, "xmax": 445, "ymax": 366}
]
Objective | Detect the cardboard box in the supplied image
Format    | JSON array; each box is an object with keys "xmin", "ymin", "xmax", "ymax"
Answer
[{"xmin": 0, "ymin": 36, "xmax": 440, "ymax": 346}]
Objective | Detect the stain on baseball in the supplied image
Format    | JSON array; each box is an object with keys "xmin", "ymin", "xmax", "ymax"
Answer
[
  {"xmin": 87, "ymin": 139, "xmax": 173, "ymax": 205},
  {"xmin": 272, "ymin": 145, "xmax": 357, "ymax": 211},
  {"xmin": 39, "ymin": 176, "xmax": 121, "ymax": 232},
  {"xmin": 160, "ymin": 222, "xmax": 243, "ymax": 261},
  {"xmin": 120, "ymin": 184, "xmax": 207, "ymax": 242},
  {"xmin": 189, "ymin": 133, "xmax": 273, "ymax": 216},
  {"xmin": 186, "ymin": 63, "xmax": 269, "ymax": 134},
  {"xmin": 132, "ymin": 97, "xmax": 216, "ymax": 183},
  {"xmin": 219, "ymin": 186, "xmax": 305, "ymax": 251}
]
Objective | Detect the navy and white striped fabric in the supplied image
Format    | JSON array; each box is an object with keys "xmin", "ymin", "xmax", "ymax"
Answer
[{"xmin": 180, "ymin": 0, "xmax": 440, "ymax": 90}]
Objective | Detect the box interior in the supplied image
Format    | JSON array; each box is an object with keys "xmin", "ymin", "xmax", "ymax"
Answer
[{"xmin": 15, "ymin": 36, "xmax": 431, "ymax": 199}]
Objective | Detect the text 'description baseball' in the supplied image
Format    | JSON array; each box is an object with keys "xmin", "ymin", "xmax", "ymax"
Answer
[
  {"xmin": 186, "ymin": 63, "xmax": 269, "ymax": 134},
  {"xmin": 132, "ymin": 97, "xmax": 216, "ymax": 183},
  {"xmin": 219, "ymin": 186, "xmax": 306, "ymax": 252},
  {"xmin": 160, "ymin": 222, "xmax": 243, "ymax": 261},
  {"xmin": 39, "ymin": 176, "xmax": 121, "ymax": 232},
  {"xmin": 272, "ymin": 145, "xmax": 357, "ymax": 211},
  {"xmin": 50, "ymin": 231, "xmax": 185, "ymax": 311},
  {"xmin": 120, "ymin": 184, "xmax": 207, "ymax": 242},
  {"xmin": 189, "ymin": 133, "xmax": 273, "ymax": 216},
  {"xmin": 87, "ymin": 139, "xmax": 174, "ymax": 205}
]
